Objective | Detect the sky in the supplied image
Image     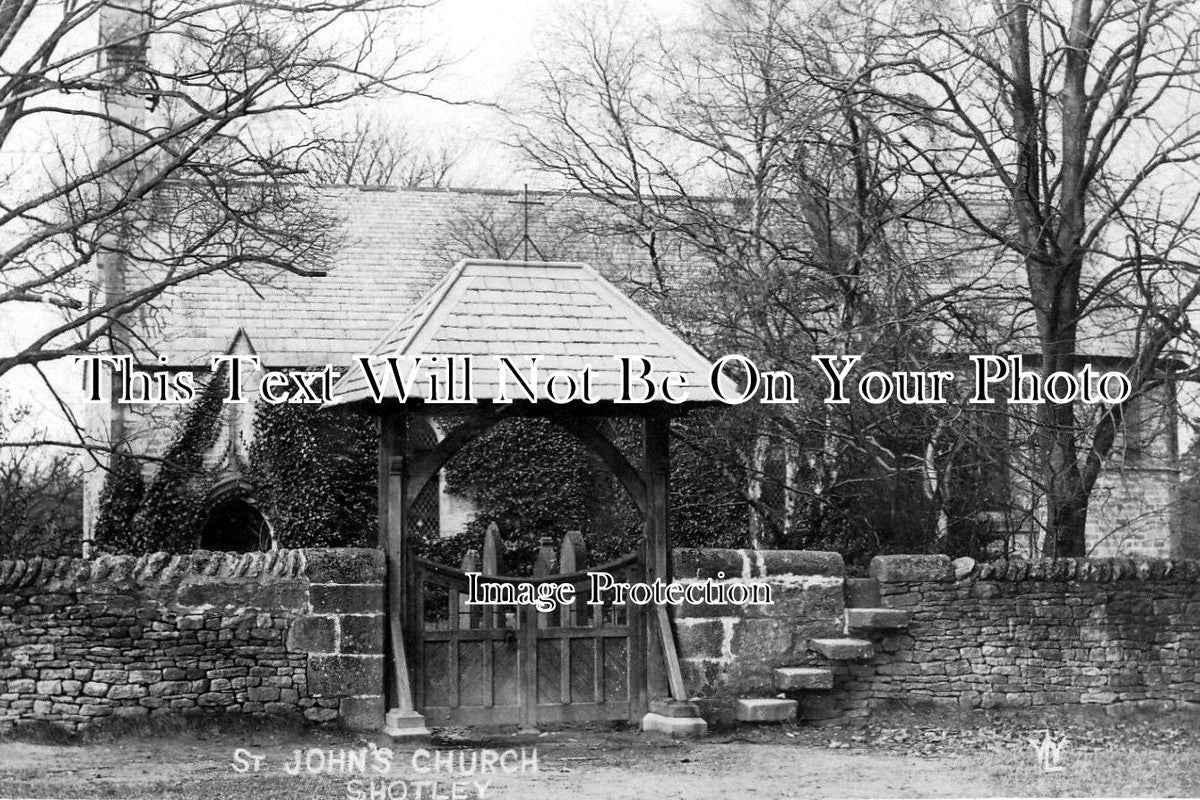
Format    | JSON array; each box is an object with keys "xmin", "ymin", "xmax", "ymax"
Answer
[{"xmin": 376, "ymin": 0, "xmax": 690, "ymax": 186}]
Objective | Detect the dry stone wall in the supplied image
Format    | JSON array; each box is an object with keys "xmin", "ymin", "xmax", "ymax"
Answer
[
  {"xmin": 4, "ymin": 544, "xmax": 1196, "ymax": 733},
  {"xmin": 670, "ymin": 548, "xmax": 845, "ymax": 724},
  {"xmin": 831, "ymin": 555, "xmax": 1200, "ymax": 718},
  {"xmin": 0, "ymin": 548, "xmax": 384, "ymax": 732},
  {"xmin": 671, "ymin": 550, "xmax": 1199, "ymax": 723}
]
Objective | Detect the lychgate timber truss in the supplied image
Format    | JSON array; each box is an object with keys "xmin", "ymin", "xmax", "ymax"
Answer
[{"xmin": 326, "ymin": 259, "xmax": 736, "ymax": 734}]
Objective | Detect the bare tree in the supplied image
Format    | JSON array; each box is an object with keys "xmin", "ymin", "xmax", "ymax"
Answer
[
  {"xmin": 512, "ymin": 0, "xmax": 1003, "ymax": 554},
  {"xmin": 811, "ymin": 0, "xmax": 1200, "ymax": 555},
  {"xmin": 299, "ymin": 112, "xmax": 459, "ymax": 186},
  {"xmin": 0, "ymin": 0, "xmax": 443, "ymax": 387},
  {"xmin": 0, "ymin": 392, "xmax": 82, "ymax": 557}
]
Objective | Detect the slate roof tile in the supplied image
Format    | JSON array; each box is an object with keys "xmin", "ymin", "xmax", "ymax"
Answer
[{"xmin": 328, "ymin": 259, "xmax": 736, "ymax": 406}]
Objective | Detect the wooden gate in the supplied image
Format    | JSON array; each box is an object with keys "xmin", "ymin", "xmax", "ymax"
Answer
[{"xmin": 408, "ymin": 531, "xmax": 647, "ymax": 727}]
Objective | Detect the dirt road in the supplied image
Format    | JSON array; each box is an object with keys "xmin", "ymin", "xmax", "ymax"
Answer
[{"xmin": 0, "ymin": 717, "xmax": 1195, "ymax": 799}]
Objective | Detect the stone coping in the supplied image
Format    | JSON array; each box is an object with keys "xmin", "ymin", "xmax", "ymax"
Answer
[
  {"xmin": 0, "ymin": 548, "xmax": 383, "ymax": 591},
  {"xmin": 870, "ymin": 553, "xmax": 1200, "ymax": 583},
  {"xmin": 674, "ymin": 548, "xmax": 844, "ymax": 579}
]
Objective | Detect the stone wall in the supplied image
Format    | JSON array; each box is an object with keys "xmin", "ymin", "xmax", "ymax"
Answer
[
  {"xmin": 670, "ymin": 548, "xmax": 845, "ymax": 724},
  {"xmin": 0, "ymin": 549, "xmax": 384, "ymax": 732},
  {"xmin": 833, "ymin": 555, "xmax": 1200, "ymax": 717},
  {"xmin": 1086, "ymin": 469, "xmax": 1179, "ymax": 558},
  {"xmin": 6, "ymin": 545, "xmax": 1197, "ymax": 732}
]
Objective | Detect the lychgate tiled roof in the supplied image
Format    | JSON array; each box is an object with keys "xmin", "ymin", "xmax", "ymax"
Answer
[{"xmin": 328, "ymin": 259, "xmax": 737, "ymax": 405}]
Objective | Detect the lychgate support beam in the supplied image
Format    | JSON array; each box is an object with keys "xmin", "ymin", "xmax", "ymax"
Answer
[
  {"xmin": 551, "ymin": 414, "xmax": 648, "ymax": 514},
  {"xmin": 404, "ymin": 406, "xmax": 516, "ymax": 507},
  {"xmin": 640, "ymin": 411, "xmax": 707, "ymax": 736},
  {"xmin": 380, "ymin": 411, "xmax": 429, "ymax": 738},
  {"xmin": 642, "ymin": 412, "xmax": 684, "ymax": 698}
]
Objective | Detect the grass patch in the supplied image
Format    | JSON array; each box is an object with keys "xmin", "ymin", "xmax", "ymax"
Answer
[{"xmin": 985, "ymin": 745, "xmax": 1200, "ymax": 797}]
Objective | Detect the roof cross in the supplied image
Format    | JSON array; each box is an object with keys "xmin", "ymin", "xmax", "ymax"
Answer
[{"xmin": 506, "ymin": 184, "xmax": 546, "ymax": 262}]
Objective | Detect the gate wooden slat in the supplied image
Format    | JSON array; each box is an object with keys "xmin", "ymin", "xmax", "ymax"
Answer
[
  {"xmin": 413, "ymin": 541, "xmax": 642, "ymax": 726},
  {"xmin": 520, "ymin": 604, "xmax": 536, "ymax": 728},
  {"xmin": 482, "ymin": 633, "xmax": 494, "ymax": 707},
  {"xmin": 593, "ymin": 632, "xmax": 604, "ymax": 703},
  {"xmin": 558, "ymin": 637, "xmax": 570, "ymax": 703}
]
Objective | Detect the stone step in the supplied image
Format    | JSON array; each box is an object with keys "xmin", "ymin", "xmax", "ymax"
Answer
[
  {"xmin": 808, "ymin": 637, "xmax": 875, "ymax": 660},
  {"xmin": 844, "ymin": 577, "xmax": 881, "ymax": 608},
  {"xmin": 845, "ymin": 608, "xmax": 911, "ymax": 630},
  {"xmin": 774, "ymin": 667, "xmax": 834, "ymax": 691},
  {"xmin": 735, "ymin": 697, "xmax": 797, "ymax": 723}
]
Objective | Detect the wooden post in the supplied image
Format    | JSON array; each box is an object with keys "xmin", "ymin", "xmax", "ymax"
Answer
[
  {"xmin": 481, "ymin": 521, "xmax": 505, "ymax": 575},
  {"xmin": 643, "ymin": 413, "xmax": 669, "ymax": 699},
  {"xmin": 643, "ymin": 412, "xmax": 688, "ymax": 703},
  {"xmin": 460, "ymin": 549, "xmax": 481, "ymax": 629},
  {"xmin": 481, "ymin": 522, "xmax": 504, "ymax": 628},
  {"xmin": 533, "ymin": 536, "xmax": 556, "ymax": 629},
  {"xmin": 381, "ymin": 410, "xmax": 429, "ymax": 737},
  {"xmin": 559, "ymin": 530, "xmax": 587, "ymax": 626},
  {"xmin": 639, "ymin": 412, "xmax": 705, "ymax": 736}
]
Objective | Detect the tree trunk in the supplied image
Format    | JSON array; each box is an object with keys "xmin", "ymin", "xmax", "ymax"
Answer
[
  {"xmin": 746, "ymin": 432, "xmax": 770, "ymax": 550},
  {"xmin": 1039, "ymin": 398, "xmax": 1089, "ymax": 557}
]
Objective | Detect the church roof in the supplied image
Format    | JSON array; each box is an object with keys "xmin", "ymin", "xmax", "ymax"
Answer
[
  {"xmin": 327, "ymin": 259, "xmax": 737, "ymax": 406},
  {"xmin": 146, "ymin": 187, "xmax": 659, "ymax": 368},
  {"xmin": 141, "ymin": 185, "xmax": 1138, "ymax": 373}
]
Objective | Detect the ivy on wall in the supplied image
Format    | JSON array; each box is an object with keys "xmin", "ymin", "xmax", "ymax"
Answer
[
  {"xmin": 432, "ymin": 414, "xmax": 748, "ymax": 574},
  {"xmin": 94, "ymin": 383, "xmax": 748, "ymax": 561},
  {"xmin": 94, "ymin": 368, "xmax": 228, "ymax": 553},
  {"xmin": 92, "ymin": 451, "xmax": 145, "ymax": 552},
  {"xmin": 246, "ymin": 404, "xmax": 376, "ymax": 548},
  {"xmin": 432, "ymin": 416, "xmax": 632, "ymax": 574},
  {"xmin": 130, "ymin": 368, "xmax": 229, "ymax": 550}
]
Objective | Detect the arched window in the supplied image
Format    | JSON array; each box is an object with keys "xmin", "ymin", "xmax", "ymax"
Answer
[{"xmin": 199, "ymin": 495, "xmax": 270, "ymax": 552}]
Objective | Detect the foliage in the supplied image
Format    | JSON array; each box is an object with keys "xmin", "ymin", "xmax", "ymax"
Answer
[
  {"xmin": 0, "ymin": 394, "xmax": 84, "ymax": 558},
  {"xmin": 433, "ymin": 414, "xmax": 748, "ymax": 574},
  {"xmin": 247, "ymin": 404, "xmax": 377, "ymax": 548},
  {"xmin": 94, "ymin": 377, "xmax": 378, "ymax": 553},
  {"xmin": 511, "ymin": 0, "xmax": 1011, "ymax": 557},
  {"xmin": 434, "ymin": 417, "xmax": 625, "ymax": 574},
  {"xmin": 94, "ymin": 370, "xmax": 228, "ymax": 553},
  {"xmin": 92, "ymin": 451, "xmax": 146, "ymax": 554},
  {"xmin": 798, "ymin": 0, "xmax": 1200, "ymax": 555},
  {"xmin": 131, "ymin": 370, "xmax": 229, "ymax": 550}
]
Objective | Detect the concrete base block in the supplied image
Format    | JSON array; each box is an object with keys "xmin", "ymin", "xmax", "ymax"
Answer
[
  {"xmin": 735, "ymin": 698, "xmax": 797, "ymax": 722},
  {"xmin": 384, "ymin": 709, "xmax": 430, "ymax": 739},
  {"xmin": 641, "ymin": 712, "xmax": 708, "ymax": 738}
]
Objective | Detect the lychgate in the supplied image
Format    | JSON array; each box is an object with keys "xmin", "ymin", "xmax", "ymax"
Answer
[{"xmin": 327, "ymin": 258, "xmax": 736, "ymax": 735}]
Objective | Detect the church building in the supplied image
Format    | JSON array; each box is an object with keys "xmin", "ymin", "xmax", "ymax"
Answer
[{"xmin": 82, "ymin": 184, "xmax": 1194, "ymax": 561}]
